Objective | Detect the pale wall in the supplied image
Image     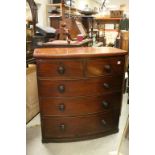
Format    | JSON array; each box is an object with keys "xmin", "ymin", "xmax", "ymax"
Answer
[
  {"xmin": 74, "ymin": 0, "xmax": 100, "ymax": 10},
  {"xmin": 26, "ymin": 0, "xmax": 49, "ymax": 26},
  {"xmin": 34, "ymin": 0, "xmax": 49, "ymax": 26},
  {"xmin": 108, "ymin": 0, "xmax": 128, "ymax": 13},
  {"xmin": 108, "ymin": 0, "xmax": 128, "ymax": 7},
  {"xmin": 74, "ymin": 0, "xmax": 128, "ymax": 12}
]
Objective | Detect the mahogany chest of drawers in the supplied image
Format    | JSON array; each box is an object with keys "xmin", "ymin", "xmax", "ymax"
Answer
[{"xmin": 34, "ymin": 47, "xmax": 127, "ymax": 143}]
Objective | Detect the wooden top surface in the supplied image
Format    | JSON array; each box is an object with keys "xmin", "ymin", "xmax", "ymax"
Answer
[{"xmin": 34, "ymin": 47, "xmax": 127, "ymax": 59}]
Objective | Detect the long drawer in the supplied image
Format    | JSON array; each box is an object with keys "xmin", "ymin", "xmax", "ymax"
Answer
[
  {"xmin": 36, "ymin": 59, "xmax": 84, "ymax": 79},
  {"xmin": 38, "ymin": 76, "xmax": 123, "ymax": 97},
  {"xmin": 42, "ymin": 112, "xmax": 120, "ymax": 139},
  {"xmin": 40, "ymin": 92, "xmax": 122, "ymax": 116},
  {"xmin": 86, "ymin": 56, "xmax": 125, "ymax": 77}
]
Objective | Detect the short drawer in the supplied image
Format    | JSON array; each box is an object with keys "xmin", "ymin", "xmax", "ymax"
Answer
[
  {"xmin": 42, "ymin": 112, "xmax": 120, "ymax": 139},
  {"xmin": 38, "ymin": 76, "xmax": 123, "ymax": 97},
  {"xmin": 36, "ymin": 59, "xmax": 84, "ymax": 78},
  {"xmin": 40, "ymin": 92, "xmax": 122, "ymax": 116},
  {"xmin": 86, "ymin": 56, "xmax": 125, "ymax": 77}
]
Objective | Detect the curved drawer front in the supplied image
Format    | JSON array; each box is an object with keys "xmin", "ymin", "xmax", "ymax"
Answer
[
  {"xmin": 38, "ymin": 76, "xmax": 123, "ymax": 97},
  {"xmin": 36, "ymin": 59, "xmax": 84, "ymax": 78},
  {"xmin": 86, "ymin": 57, "xmax": 125, "ymax": 77},
  {"xmin": 40, "ymin": 92, "xmax": 122, "ymax": 116},
  {"xmin": 42, "ymin": 112, "xmax": 119, "ymax": 139}
]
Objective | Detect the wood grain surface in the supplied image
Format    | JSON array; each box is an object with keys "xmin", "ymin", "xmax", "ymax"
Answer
[{"xmin": 34, "ymin": 47, "xmax": 127, "ymax": 58}]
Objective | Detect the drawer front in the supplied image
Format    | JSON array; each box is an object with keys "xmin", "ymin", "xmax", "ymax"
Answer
[
  {"xmin": 42, "ymin": 112, "xmax": 120, "ymax": 139},
  {"xmin": 38, "ymin": 76, "xmax": 123, "ymax": 97},
  {"xmin": 86, "ymin": 57, "xmax": 125, "ymax": 77},
  {"xmin": 40, "ymin": 92, "xmax": 122, "ymax": 116},
  {"xmin": 36, "ymin": 59, "xmax": 84, "ymax": 78}
]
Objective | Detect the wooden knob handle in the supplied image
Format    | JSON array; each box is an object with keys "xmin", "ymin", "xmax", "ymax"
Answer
[
  {"xmin": 57, "ymin": 66, "xmax": 65, "ymax": 75},
  {"xmin": 58, "ymin": 85, "xmax": 65, "ymax": 93},
  {"xmin": 101, "ymin": 101, "xmax": 109, "ymax": 109},
  {"xmin": 101, "ymin": 119, "xmax": 107, "ymax": 126},
  {"xmin": 104, "ymin": 65, "xmax": 111, "ymax": 72},
  {"xmin": 103, "ymin": 83, "xmax": 110, "ymax": 89},
  {"xmin": 58, "ymin": 103, "xmax": 65, "ymax": 112},
  {"xmin": 59, "ymin": 124, "xmax": 65, "ymax": 131}
]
